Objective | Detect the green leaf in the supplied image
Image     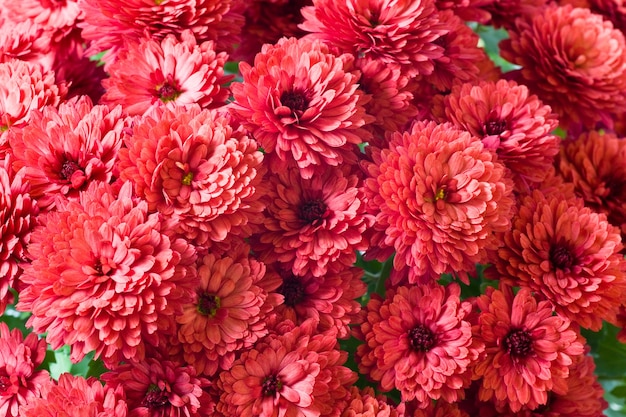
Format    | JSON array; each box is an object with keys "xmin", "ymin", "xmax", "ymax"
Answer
[{"xmin": 592, "ymin": 324, "xmax": 626, "ymax": 379}]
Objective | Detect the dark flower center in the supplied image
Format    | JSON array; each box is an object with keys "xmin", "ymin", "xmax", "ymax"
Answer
[
  {"xmin": 279, "ymin": 276, "xmax": 305, "ymax": 307},
  {"xmin": 483, "ymin": 119, "xmax": 508, "ymax": 136},
  {"xmin": 550, "ymin": 245, "xmax": 575, "ymax": 270},
  {"xmin": 262, "ymin": 375, "xmax": 282, "ymax": 396},
  {"xmin": 142, "ymin": 384, "xmax": 169, "ymax": 409},
  {"xmin": 60, "ymin": 160, "xmax": 81, "ymax": 180},
  {"xmin": 298, "ymin": 199, "xmax": 327, "ymax": 223},
  {"xmin": 157, "ymin": 82, "xmax": 181, "ymax": 102},
  {"xmin": 408, "ymin": 324, "xmax": 436, "ymax": 352},
  {"xmin": 0, "ymin": 375, "xmax": 11, "ymax": 395},
  {"xmin": 281, "ymin": 91, "xmax": 308, "ymax": 113},
  {"xmin": 503, "ymin": 329, "xmax": 533, "ymax": 357},
  {"xmin": 197, "ymin": 293, "xmax": 220, "ymax": 317}
]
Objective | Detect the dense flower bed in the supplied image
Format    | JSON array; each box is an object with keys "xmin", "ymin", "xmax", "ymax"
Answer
[{"xmin": 0, "ymin": 0, "xmax": 626, "ymax": 416}]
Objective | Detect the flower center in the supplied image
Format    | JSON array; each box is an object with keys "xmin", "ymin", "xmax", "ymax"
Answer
[
  {"xmin": 157, "ymin": 82, "xmax": 181, "ymax": 102},
  {"xmin": 0, "ymin": 375, "xmax": 11, "ymax": 395},
  {"xmin": 298, "ymin": 199, "xmax": 327, "ymax": 224},
  {"xmin": 483, "ymin": 119, "xmax": 508, "ymax": 137},
  {"xmin": 503, "ymin": 329, "xmax": 533, "ymax": 358},
  {"xmin": 435, "ymin": 187, "xmax": 446, "ymax": 201},
  {"xmin": 281, "ymin": 91, "xmax": 308, "ymax": 113},
  {"xmin": 262, "ymin": 375, "xmax": 282, "ymax": 396},
  {"xmin": 408, "ymin": 324, "xmax": 436, "ymax": 352},
  {"xmin": 550, "ymin": 245, "xmax": 575, "ymax": 270},
  {"xmin": 141, "ymin": 384, "xmax": 169, "ymax": 409},
  {"xmin": 60, "ymin": 160, "xmax": 81, "ymax": 180},
  {"xmin": 197, "ymin": 293, "xmax": 220, "ymax": 317},
  {"xmin": 182, "ymin": 172, "xmax": 193, "ymax": 186},
  {"xmin": 279, "ymin": 275, "xmax": 305, "ymax": 307}
]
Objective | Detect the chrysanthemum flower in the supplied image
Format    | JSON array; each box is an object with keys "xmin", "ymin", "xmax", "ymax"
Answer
[
  {"xmin": 299, "ymin": 0, "xmax": 445, "ymax": 77},
  {"xmin": 434, "ymin": 79, "xmax": 560, "ymax": 192},
  {"xmin": 355, "ymin": 57, "xmax": 418, "ymax": 142},
  {"xmin": 78, "ymin": 0, "xmax": 241, "ymax": 65},
  {"xmin": 492, "ymin": 189, "xmax": 626, "ymax": 330},
  {"xmin": 0, "ymin": 322, "xmax": 50, "ymax": 417},
  {"xmin": 355, "ymin": 283, "xmax": 482, "ymax": 406},
  {"xmin": 482, "ymin": 0, "xmax": 548, "ymax": 29},
  {"xmin": 218, "ymin": 326, "xmax": 355, "ymax": 417},
  {"xmin": 9, "ymin": 95, "xmax": 127, "ymax": 211},
  {"xmin": 102, "ymin": 30, "xmax": 231, "ymax": 116},
  {"xmin": 19, "ymin": 373, "xmax": 128, "ymax": 417},
  {"xmin": 555, "ymin": 130, "xmax": 626, "ymax": 238},
  {"xmin": 16, "ymin": 181, "xmax": 198, "ymax": 366},
  {"xmin": 118, "ymin": 105, "xmax": 265, "ymax": 246},
  {"xmin": 252, "ymin": 164, "xmax": 372, "ymax": 277},
  {"xmin": 341, "ymin": 386, "xmax": 399, "ymax": 417},
  {"xmin": 176, "ymin": 249, "xmax": 271, "ymax": 377},
  {"xmin": 1, "ymin": 0, "xmax": 81, "ymax": 33},
  {"xmin": 229, "ymin": 36, "xmax": 373, "ymax": 179},
  {"xmin": 563, "ymin": 0, "xmax": 626, "ymax": 32},
  {"xmin": 472, "ymin": 285, "xmax": 585, "ymax": 412},
  {"xmin": 0, "ymin": 155, "xmax": 37, "ymax": 315},
  {"xmin": 499, "ymin": 4, "xmax": 626, "ymax": 129},
  {"xmin": 363, "ymin": 120, "xmax": 514, "ymax": 283},
  {"xmin": 0, "ymin": 58, "xmax": 64, "ymax": 142},
  {"xmin": 399, "ymin": 399, "xmax": 469, "ymax": 417},
  {"xmin": 0, "ymin": 20, "xmax": 53, "ymax": 69},
  {"xmin": 102, "ymin": 358, "xmax": 212, "ymax": 417},
  {"xmin": 271, "ymin": 264, "xmax": 366, "ymax": 339}
]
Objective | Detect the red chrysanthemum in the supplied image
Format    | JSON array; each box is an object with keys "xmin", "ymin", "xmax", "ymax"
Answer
[
  {"xmin": 102, "ymin": 358, "xmax": 211, "ymax": 417},
  {"xmin": 355, "ymin": 283, "xmax": 482, "ymax": 406},
  {"xmin": 252, "ymin": 164, "xmax": 372, "ymax": 278},
  {"xmin": 1, "ymin": 0, "xmax": 81, "ymax": 33},
  {"xmin": 0, "ymin": 58, "xmax": 64, "ymax": 143},
  {"xmin": 363, "ymin": 120, "xmax": 514, "ymax": 283},
  {"xmin": 299, "ymin": 0, "xmax": 445, "ymax": 77},
  {"xmin": 341, "ymin": 386, "xmax": 399, "ymax": 417},
  {"xmin": 0, "ymin": 20, "xmax": 54, "ymax": 69},
  {"xmin": 399, "ymin": 399, "xmax": 469, "ymax": 417},
  {"xmin": 482, "ymin": 0, "xmax": 548, "ymax": 29},
  {"xmin": 271, "ymin": 264, "xmax": 366, "ymax": 339},
  {"xmin": 434, "ymin": 79, "xmax": 560, "ymax": 192},
  {"xmin": 9, "ymin": 95, "xmax": 127, "ymax": 211},
  {"xmin": 555, "ymin": 130, "xmax": 626, "ymax": 238},
  {"xmin": 0, "ymin": 155, "xmax": 37, "ymax": 314},
  {"xmin": 0, "ymin": 322, "xmax": 50, "ymax": 417},
  {"xmin": 19, "ymin": 373, "xmax": 128, "ymax": 417},
  {"xmin": 492, "ymin": 189, "xmax": 626, "ymax": 330},
  {"xmin": 229, "ymin": 36, "xmax": 373, "ymax": 179},
  {"xmin": 472, "ymin": 285, "xmax": 585, "ymax": 412},
  {"xmin": 562, "ymin": 0, "xmax": 626, "ymax": 32},
  {"xmin": 218, "ymin": 326, "xmax": 355, "ymax": 417},
  {"xmin": 176, "ymin": 249, "xmax": 272, "ymax": 377},
  {"xmin": 118, "ymin": 105, "xmax": 265, "ymax": 246},
  {"xmin": 16, "ymin": 181, "xmax": 198, "ymax": 366},
  {"xmin": 78, "ymin": 0, "xmax": 242, "ymax": 65},
  {"xmin": 102, "ymin": 30, "xmax": 231, "ymax": 116},
  {"xmin": 499, "ymin": 4, "xmax": 626, "ymax": 129}
]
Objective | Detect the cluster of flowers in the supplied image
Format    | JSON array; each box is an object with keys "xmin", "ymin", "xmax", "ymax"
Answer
[{"xmin": 0, "ymin": 0, "xmax": 625, "ymax": 416}]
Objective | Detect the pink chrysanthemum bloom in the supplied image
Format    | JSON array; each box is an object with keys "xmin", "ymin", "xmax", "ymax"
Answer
[
  {"xmin": 399, "ymin": 398, "xmax": 469, "ymax": 417},
  {"xmin": 0, "ymin": 322, "xmax": 50, "ymax": 417},
  {"xmin": 118, "ymin": 105, "xmax": 265, "ymax": 246},
  {"xmin": 555, "ymin": 130, "xmax": 626, "ymax": 238},
  {"xmin": 252, "ymin": 164, "xmax": 372, "ymax": 277},
  {"xmin": 229, "ymin": 36, "xmax": 373, "ymax": 179},
  {"xmin": 434, "ymin": 79, "xmax": 560, "ymax": 192},
  {"xmin": 363, "ymin": 120, "xmax": 514, "ymax": 283},
  {"xmin": 341, "ymin": 386, "xmax": 399, "ymax": 417},
  {"xmin": 19, "ymin": 373, "xmax": 128, "ymax": 417},
  {"xmin": 472, "ymin": 285, "xmax": 585, "ymax": 412},
  {"xmin": 16, "ymin": 181, "xmax": 198, "ymax": 366},
  {"xmin": 102, "ymin": 30, "xmax": 231, "ymax": 116},
  {"xmin": 0, "ymin": 58, "xmax": 64, "ymax": 143},
  {"xmin": 355, "ymin": 57, "xmax": 418, "ymax": 142},
  {"xmin": 176, "ymin": 249, "xmax": 272, "ymax": 377},
  {"xmin": 492, "ymin": 189, "xmax": 626, "ymax": 331},
  {"xmin": 1, "ymin": 0, "xmax": 81, "ymax": 34},
  {"xmin": 355, "ymin": 283, "xmax": 482, "ymax": 406},
  {"xmin": 218, "ymin": 326, "xmax": 355, "ymax": 417},
  {"xmin": 9, "ymin": 95, "xmax": 127, "ymax": 211},
  {"xmin": 499, "ymin": 4, "xmax": 626, "ymax": 129},
  {"xmin": 482, "ymin": 0, "xmax": 548, "ymax": 29},
  {"xmin": 299, "ymin": 0, "xmax": 445, "ymax": 77},
  {"xmin": 0, "ymin": 20, "xmax": 53, "ymax": 69},
  {"xmin": 271, "ymin": 264, "xmax": 366, "ymax": 339},
  {"xmin": 78, "ymin": 0, "xmax": 241, "ymax": 66},
  {"xmin": 0, "ymin": 155, "xmax": 37, "ymax": 315},
  {"xmin": 102, "ymin": 358, "xmax": 211, "ymax": 417}
]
